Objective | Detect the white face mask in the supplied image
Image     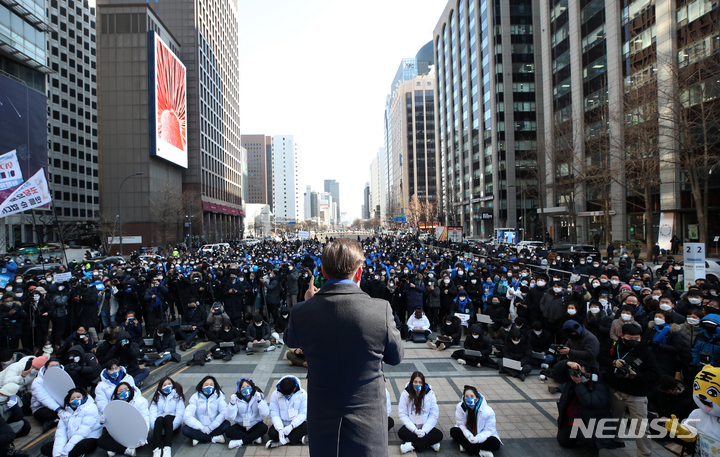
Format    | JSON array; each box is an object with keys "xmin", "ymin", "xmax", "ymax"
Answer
[
  {"xmin": 654, "ymin": 318, "xmax": 666, "ymax": 326},
  {"xmin": 33, "ymin": 294, "xmax": 40, "ymax": 301},
  {"xmin": 621, "ymin": 314, "xmax": 632, "ymax": 321},
  {"xmin": 471, "ymin": 279, "xmax": 477, "ymax": 284},
  {"xmin": 652, "ymin": 295, "xmax": 662, "ymax": 300},
  {"xmin": 600, "ymin": 278, "xmax": 608, "ymax": 284},
  {"xmin": 224, "ymin": 328, "xmax": 230, "ymax": 332},
  {"xmin": 660, "ymin": 304, "xmax": 673, "ymax": 312},
  {"xmin": 687, "ymin": 317, "xmax": 700, "ymax": 326},
  {"xmin": 611, "ymin": 280, "xmax": 619, "ymax": 286},
  {"xmin": 533, "ymin": 330, "xmax": 542, "ymax": 336},
  {"xmin": 571, "ymin": 274, "xmax": 580, "ymax": 282},
  {"xmin": 599, "ymin": 298, "xmax": 608, "ymax": 305},
  {"xmin": 567, "ymin": 309, "xmax": 577, "ymax": 315},
  {"xmin": 444, "ymin": 279, "xmax": 450, "ymax": 284},
  {"xmin": 537, "ymin": 281, "xmax": 546, "ymax": 287},
  {"xmin": 689, "ymin": 297, "xmax": 702, "ymax": 305},
  {"xmin": 553, "ymin": 287, "xmax": 562, "ymax": 293},
  {"xmin": 511, "ymin": 339, "xmax": 521, "ymax": 345},
  {"xmin": 589, "ymin": 307, "xmax": 600, "ymax": 314},
  {"xmin": 428, "ymin": 274, "xmax": 434, "ymax": 278},
  {"xmin": 457, "ymin": 271, "xmax": 464, "ymax": 276},
  {"xmin": 72, "ymin": 356, "xmax": 80, "ymax": 363},
  {"xmin": 471, "ymin": 334, "xmax": 480, "ymax": 339}
]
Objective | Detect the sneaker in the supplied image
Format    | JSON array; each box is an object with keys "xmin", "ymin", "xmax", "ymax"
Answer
[
  {"xmin": 162, "ymin": 446, "xmax": 171, "ymax": 457},
  {"xmin": 265, "ymin": 345, "xmax": 276, "ymax": 352},
  {"xmin": 107, "ymin": 453, "xmax": 116, "ymax": 457},
  {"xmin": 426, "ymin": 340, "xmax": 436, "ymax": 350},
  {"xmin": 265, "ymin": 441, "xmax": 281, "ymax": 449},
  {"xmin": 124, "ymin": 449, "xmax": 136, "ymax": 457},
  {"xmin": 541, "ymin": 363, "xmax": 549, "ymax": 370},
  {"xmin": 437, "ymin": 343, "xmax": 445, "ymax": 351},
  {"xmin": 192, "ymin": 440, "xmax": 199, "ymax": 447},
  {"xmin": 431, "ymin": 442, "xmax": 441, "ymax": 452},
  {"xmin": 152, "ymin": 448, "xmax": 161, "ymax": 457},
  {"xmin": 458, "ymin": 444, "xmax": 465, "ymax": 452},
  {"xmin": 301, "ymin": 435, "xmax": 308, "ymax": 445},
  {"xmin": 211, "ymin": 435, "xmax": 225, "ymax": 444},
  {"xmin": 478, "ymin": 451, "xmax": 495, "ymax": 457},
  {"xmin": 457, "ymin": 358, "xmax": 466, "ymax": 365},
  {"xmin": 400, "ymin": 442, "xmax": 415, "ymax": 454},
  {"xmin": 548, "ymin": 386, "xmax": 561, "ymax": 394},
  {"xmin": 228, "ymin": 440, "xmax": 243, "ymax": 450},
  {"xmin": 518, "ymin": 373, "xmax": 526, "ymax": 382},
  {"xmin": 476, "ymin": 363, "xmax": 482, "ymax": 368},
  {"xmin": 253, "ymin": 438, "xmax": 263, "ymax": 445}
]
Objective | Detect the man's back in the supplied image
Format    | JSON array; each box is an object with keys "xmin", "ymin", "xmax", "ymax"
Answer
[{"xmin": 285, "ymin": 281, "xmax": 403, "ymax": 457}]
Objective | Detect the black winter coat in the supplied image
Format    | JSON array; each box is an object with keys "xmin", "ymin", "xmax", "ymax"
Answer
[{"xmin": 557, "ymin": 377, "xmax": 614, "ymax": 449}]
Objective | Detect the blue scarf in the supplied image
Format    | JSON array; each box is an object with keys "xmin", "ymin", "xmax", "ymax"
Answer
[{"xmin": 650, "ymin": 324, "xmax": 671, "ymax": 350}]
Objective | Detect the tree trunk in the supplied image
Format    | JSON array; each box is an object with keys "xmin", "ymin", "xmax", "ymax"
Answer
[{"xmin": 644, "ymin": 185, "xmax": 655, "ymax": 259}]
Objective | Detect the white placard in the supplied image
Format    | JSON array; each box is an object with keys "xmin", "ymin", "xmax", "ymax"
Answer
[
  {"xmin": 0, "ymin": 150, "xmax": 23, "ymax": 190},
  {"xmin": 298, "ymin": 230, "xmax": 309, "ymax": 239},
  {"xmin": 0, "ymin": 169, "xmax": 51, "ymax": 217},
  {"xmin": 684, "ymin": 243, "xmax": 706, "ymax": 286},
  {"xmin": 104, "ymin": 400, "xmax": 149, "ymax": 449},
  {"xmin": 44, "ymin": 366, "xmax": 75, "ymax": 406},
  {"xmin": 54, "ymin": 272, "xmax": 72, "ymax": 283}
]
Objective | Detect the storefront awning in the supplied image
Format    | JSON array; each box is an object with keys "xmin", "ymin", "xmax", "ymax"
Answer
[{"xmin": 202, "ymin": 201, "xmax": 244, "ymax": 216}]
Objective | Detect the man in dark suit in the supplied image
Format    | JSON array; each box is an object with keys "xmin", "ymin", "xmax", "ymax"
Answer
[{"xmin": 285, "ymin": 238, "xmax": 404, "ymax": 457}]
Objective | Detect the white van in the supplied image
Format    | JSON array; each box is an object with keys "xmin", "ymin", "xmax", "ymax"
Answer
[{"xmin": 200, "ymin": 243, "xmax": 230, "ymax": 254}]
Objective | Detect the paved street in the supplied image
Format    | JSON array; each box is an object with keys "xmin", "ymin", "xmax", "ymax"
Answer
[{"xmin": 16, "ymin": 340, "xmax": 678, "ymax": 457}]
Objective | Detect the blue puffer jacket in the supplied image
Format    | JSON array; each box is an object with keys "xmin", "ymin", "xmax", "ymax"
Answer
[{"xmin": 691, "ymin": 314, "xmax": 720, "ymax": 367}]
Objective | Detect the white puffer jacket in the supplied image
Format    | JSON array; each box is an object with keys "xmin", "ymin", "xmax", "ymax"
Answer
[
  {"xmin": 53, "ymin": 396, "xmax": 103, "ymax": 457},
  {"xmin": 454, "ymin": 396, "xmax": 502, "ymax": 444},
  {"xmin": 30, "ymin": 366, "xmax": 61, "ymax": 413},
  {"xmin": 0, "ymin": 356, "xmax": 38, "ymax": 391},
  {"xmin": 149, "ymin": 390, "xmax": 185, "ymax": 431},
  {"xmin": 225, "ymin": 391, "xmax": 269, "ymax": 430},
  {"xmin": 183, "ymin": 391, "xmax": 227, "ymax": 432},
  {"xmin": 95, "ymin": 368, "xmax": 136, "ymax": 414},
  {"xmin": 398, "ymin": 383, "xmax": 439, "ymax": 433},
  {"xmin": 268, "ymin": 375, "xmax": 307, "ymax": 430}
]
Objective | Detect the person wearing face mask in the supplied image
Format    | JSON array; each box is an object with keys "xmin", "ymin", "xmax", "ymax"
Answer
[
  {"xmin": 224, "ymin": 378, "xmax": 268, "ymax": 450},
  {"xmin": 561, "ymin": 303, "xmax": 584, "ymax": 326},
  {"xmin": 451, "ymin": 324, "xmax": 496, "ymax": 368},
  {"xmin": 397, "ymin": 372, "xmax": 442, "ymax": 453},
  {"xmin": 176, "ymin": 299, "xmax": 208, "ymax": 351},
  {"xmin": 647, "ymin": 375, "xmax": 696, "ymax": 423},
  {"xmin": 30, "ymin": 358, "xmax": 63, "ymax": 432},
  {"xmin": 284, "ymin": 262, "xmax": 300, "ymax": 307},
  {"xmin": 427, "ymin": 315, "xmax": 461, "ymax": 351},
  {"xmin": 438, "ymin": 274, "xmax": 458, "ymax": 321},
  {"xmin": 46, "ymin": 284, "xmax": 69, "ymax": 348},
  {"xmin": 97, "ymin": 381, "xmax": 150, "ymax": 457},
  {"xmin": 423, "ymin": 274, "xmax": 441, "ymax": 332},
  {"xmin": 584, "ymin": 301, "xmax": 613, "ymax": 346},
  {"xmin": 104, "ymin": 331, "xmax": 149, "ymax": 387},
  {"xmin": 271, "ymin": 305, "xmax": 290, "ymax": 345},
  {"xmin": 94, "ymin": 359, "xmax": 138, "ymax": 418},
  {"xmin": 677, "ymin": 288, "xmax": 705, "ymax": 316},
  {"xmin": 0, "ymin": 294, "xmax": 25, "ymax": 351},
  {"xmin": 539, "ymin": 280, "xmax": 568, "ymax": 340},
  {"xmin": 679, "ymin": 309, "xmax": 704, "ymax": 352},
  {"xmin": 642, "ymin": 310, "xmax": 689, "ymax": 378},
  {"xmin": 690, "ymin": 314, "xmax": 720, "ymax": 375},
  {"xmin": 259, "ymin": 269, "xmax": 281, "ymax": 325},
  {"xmin": 554, "ymin": 361, "xmax": 614, "ymax": 452},
  {"xmin": 610, "ymin": 305, "xmax": 637, "ymax": 341},
  {"xmin": 221, "ymin": 271, "xmax": 245, "ymax": 330},
  {"xmin": 245, "ymin": 314, "xmax": 274, "ymax": 353},
  {"xmin": 40, "ymin": 387, "xmax": 102, "ymax": 457},
  {"xmin": 143, "ymin": 324, "xmax": 177, "ymax": 368},
  {"xmin": 148, "ymin": 377, "xmax": 185, "ymax": 457},
  {"xmin": 528, "ymin": 321, "xmax": 555, "ymax": 369},
  {"xmin": 526, "ymin": 275, "xmax": 548, "ymax": 327},
  {"xmin": 265, "ymin": 376, "xmax": 308, "ymax": 448},
  {"xmin": 63, "ymin": 345, "xmax": 101, "ymax": 389},
  {"xmin": 209, "ymin": 320, "xmax": 242, "ymax": 361},
  {"xmin": 449, "ymin": 385, "xmax": 501, "ymax": 456},
  {"xmin": 597, "ymin": 323, "xmax": 659, "ymax": 455},
  {"xmin": 549, "ymin": 320, "xmax": 601, "ymax": 387},
  {"xmin": 406, "ymin": 306, "xmax": 432, "ymax": 343},
  {"xmin": 57, "ymin": 326, "xmax": 94, "ymax": 361},
  {"xmin": 0, "ymin": 382, "xmax": 29, "ymax": 439},
  {"xmin": 498, "ymin": 328, "xmax": 533, "ymax": 381},
  {"xmin": 486, "ymin": 296, "xmax": 508, "ymax": 335},
  {"xmin": 182, "ymin": 376, "xmax": 230, "ymax": 445}
]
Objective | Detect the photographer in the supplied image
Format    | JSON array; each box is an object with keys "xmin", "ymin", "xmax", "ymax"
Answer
[
  {"xmin": 121, "ymin": 311, "xmax": 143, "ymax": 344},
  {"xmin": 555, "ymin": 361, "xmax": 614, "ymax": 452},
  {"xmin": 176, "ymin": 299, "xmax": 207, "ymax": 351},
  {"xmin": 0, "ymin": 294, "xmax": 25, "ymax": 351},
  {"xmin": 597, "ymin": 323, "xmax": 659, "ymax": 455}
]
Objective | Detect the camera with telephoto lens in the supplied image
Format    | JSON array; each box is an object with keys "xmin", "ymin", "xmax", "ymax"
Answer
[
  {"xmin": 568, "ymin": 368, "xmax": 583, "ymax": 378},
  {"xmin": 615, "ymin": 358, "xmax": 643, "ymax": 378},
  {"xmin": 548, "ymin": 344, "xmax": 566, "ymax": 355}
]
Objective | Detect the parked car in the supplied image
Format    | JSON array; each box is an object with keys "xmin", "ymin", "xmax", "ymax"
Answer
[{"xmin": 553, "ymin": 244, "xmax": 600, "ymax": 259}]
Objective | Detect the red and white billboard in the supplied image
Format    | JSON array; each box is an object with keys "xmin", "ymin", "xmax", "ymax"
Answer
[{"xmin": 149, "ymin": 32, "xmax": 187, "ymax": 168}]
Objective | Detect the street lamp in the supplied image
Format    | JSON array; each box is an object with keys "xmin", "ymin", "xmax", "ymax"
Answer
[{"xmin": 118, "ymin": 172, "xmax": 143, "ymax": 256}]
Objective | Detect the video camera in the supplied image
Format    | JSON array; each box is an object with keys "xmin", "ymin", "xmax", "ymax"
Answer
[{"xmin": 548, "ymin": 344, "xmax": 566, "ymax": 355}]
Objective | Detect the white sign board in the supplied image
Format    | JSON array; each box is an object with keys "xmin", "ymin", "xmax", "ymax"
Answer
[
  {"xmin": 44, "ymin": 366, "xmax": 75, "ymax": 406},
  {"xmin": 298, "ymin": 230, "xmax": 309, "ymax": 240},
  {"xmin": 104, "ymin": 400, "xmax": 149, "ymax": 449},
  {"xmin": 0, "ymin": 150, "xmax": 23, "ymax": 190},
  {"xmin": 658, "ymin": 213, "xmax": 674, "ymax": 251},
  {"xmin": 54, "ymin": 272, "xmax": 72, "ymax": 283},
  {"xmin": 684, "ymin": 242, "xmax": 706, "ymax": 287},
  {"xmin": 107, "ymin": 236, "xmax": 142, "ymax": 244}
]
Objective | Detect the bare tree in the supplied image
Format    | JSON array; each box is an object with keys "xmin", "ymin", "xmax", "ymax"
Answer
[
  {"xmin": 98, "ymin": 210, "xmax": 120, "ymax": 254},
  {"xmin": 151, "ymin": 180, "xmax": 184, "ymax": 248}
]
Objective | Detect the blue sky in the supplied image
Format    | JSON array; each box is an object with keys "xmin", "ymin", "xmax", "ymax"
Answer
[{"xmin": 238, "ymin": 0, "xmax": 445, "ymax": 221}]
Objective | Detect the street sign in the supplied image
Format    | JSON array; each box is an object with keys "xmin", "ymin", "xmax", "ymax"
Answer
[
  {"xmin": 393, "ymin": 216, "xmax": 406, "ymax": 222},
  {"xmin": 684, "ymin": 242, "xmax": 706, "ymax": 287},
  {"xmin": 287, "ymin": 222, "xmax": 297, "ymax": 225}
]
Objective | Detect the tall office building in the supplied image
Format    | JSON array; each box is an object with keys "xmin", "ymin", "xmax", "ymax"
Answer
[
  {"xmin": 323, "ymin": 179, "xmax": 340, "ymax": 223},
  {"xmin": 434, "ymin": 0, "xmax": 544, "ymax": 236},
  {"xmin": 388, "ymin": 68, "xmax": 438, "ymax": 216},
  {"xmin": 272, "ymin": 135, "xmax": 304, "ymax": 223},
  {"xmin": 303, "ymin": 185, "xmax": 311, "ymax": 221},
  {"xmin": 46, "ymin": 0, "xmax": 99, "ymax": 226},
  {"xmin": 241, "ymin": 135, "xmax": 272, "ymax": 206},
  {"xmin": 362, "ymin": 182, "xmax": 371, "ymax": 219},
  {"xmin": 98, "ymin": 0, "xmax": 244, "ymax": 244},
  {"xmin": 0, "ymin": 0, "xmax": 50, "ymax": 249},
  {"xmin": 370, "ymin": 153, "xmax": 382, "ymax": 219},
  {"xmin": 535, "ymin": 0, "xmax": 720, "ymax": 244}
]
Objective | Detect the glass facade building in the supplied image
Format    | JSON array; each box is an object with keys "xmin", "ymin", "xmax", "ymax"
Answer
[{"xmin": 434, "ymin": 0, "xmax": 544, "ymax": 236}]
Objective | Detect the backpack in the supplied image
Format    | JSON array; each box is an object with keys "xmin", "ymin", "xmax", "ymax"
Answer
[{"xmin": 187, "ymin": 349, "xmax": 209, "ymax": 366}]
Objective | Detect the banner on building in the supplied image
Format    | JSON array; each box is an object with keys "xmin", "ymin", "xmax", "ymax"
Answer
[
  {"xmin": 0, "ymin": 169, "xmax": 51, "ymax": 217},
  {"xmin": 658, "ymin": 212, "xmax": 674, "ymax": 252},
  {"xmin": 0, "ymin": 150, "xmax": 23, "ymax": 191}
]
